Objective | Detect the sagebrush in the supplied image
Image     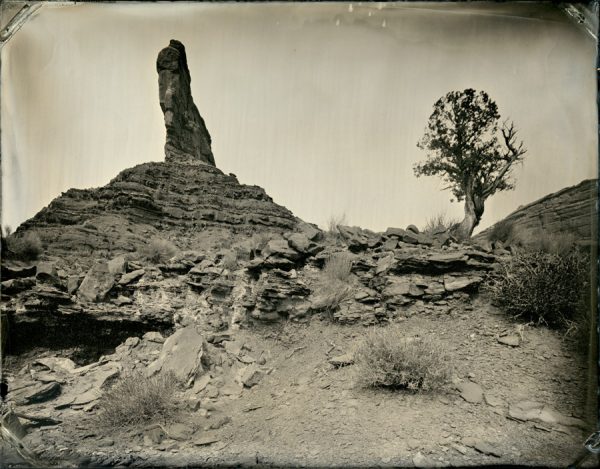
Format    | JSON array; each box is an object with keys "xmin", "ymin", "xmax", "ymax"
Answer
[
  {"xmin": 7, "ymin": 232, "xmax": 43, "ymax": 261},
  {"xmin": 486, "ymin": 248, "xmax": 589, "ymax": 330},
  {"xmin": 95, "ymin": 371, "xmax": 180, "ymax": 428},
  {"xmin": 354, "ymin": 328, "xmax": 452, "ymax": 392},
  {"xmin": 139, "ymin": 238, "xmax": 178, "ymax": 263}
]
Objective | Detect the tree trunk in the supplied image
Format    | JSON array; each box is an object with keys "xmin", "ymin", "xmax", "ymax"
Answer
[{"xmin": 454, "ymin": 192, "xmax": 485, "ymax": 241}]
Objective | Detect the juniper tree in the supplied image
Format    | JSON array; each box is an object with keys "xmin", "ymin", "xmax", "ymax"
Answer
[{"xmin": 414, "ymin": 89, "xmax": 526, "ymax": 240}]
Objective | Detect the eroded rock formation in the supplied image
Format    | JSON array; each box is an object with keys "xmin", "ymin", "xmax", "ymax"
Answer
[
  {"xmin": 474, "ymin": 179, "xmax": 598, "ymax": 246},
  {"xmin": 157, "ymin": 39, "xmax": 215, "ymax": 165}
]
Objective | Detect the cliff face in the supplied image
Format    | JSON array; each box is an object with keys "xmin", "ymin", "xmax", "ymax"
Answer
[{"xmin": 474, "ymin": 179, "xmax": 598, "ymax": 245}]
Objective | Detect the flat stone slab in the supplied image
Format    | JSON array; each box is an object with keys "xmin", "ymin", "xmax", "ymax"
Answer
[
  {"xmin": 328, "ymin": 353, "xmax": 354, "ymax": 367},
  {"xmin": 456, "ymin": 381, "xmax": 483, "ymax": 404},
  {"xmin": 508, "ymin": 400, "xmax": 586, "ymax": 429},
  {"xmin": 498, "ymin": 335, "xmax": 521, "ymax": 347},
  {"xmin": 146, "ymin": 325, "xmax": 206, "ymax": 386}
]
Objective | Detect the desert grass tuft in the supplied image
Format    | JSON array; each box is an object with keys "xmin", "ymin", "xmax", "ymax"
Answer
[
  {"xmin": 95, "ymin": 371, "xmax": 181, "ymax": 429},
  {"xmin": 354, "ymin": 328, "xmax": 452, "ymax": 392},
  {"xmin": 139, "ymin": 237, "xmax": 178, "ymax": 263},
  {"xmin": 422, "ymin": 212, "xmax": 458, "ymax": 234}
]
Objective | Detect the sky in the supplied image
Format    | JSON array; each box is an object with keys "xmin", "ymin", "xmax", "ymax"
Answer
[{"xmin": 1, "ymin": 2, "xmax": 597, "ymax": 234}]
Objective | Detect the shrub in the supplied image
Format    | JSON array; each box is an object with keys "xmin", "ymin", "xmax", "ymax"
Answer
[
  {"xmin": 531, "ymin": 231, "xmax": 577, "ymax": 255},
  {"xmin": 312, "ymin": 252, "xmax": 353, "ymax": 314},
  {"xmin": 220, "ymin": 249, "xmax": 238, "ymax": 270},
  {"xmin": 486, "ymin": 249, "xmax": 589, "ymax": 329},
  {"xmin": 354, "ymin": 328, "xmax": 452, "ymax": 392},
  {"xmin": 8, "ymin": 232, "xmax": 43, "ymax": 261},
  {"xmin": 422, "ymin": 212, "xmax": 459, "ymax": 234},
  {"xmin": 95, "ymin": 371, "xmax": 180, "ymax": 429},
  {"xmin": 326, "ymin": 213, "xmax": 348, "ymax": 238},
  {"xmin": 139, "ymin": 238, "xmax": 178, "ymax": 263}
]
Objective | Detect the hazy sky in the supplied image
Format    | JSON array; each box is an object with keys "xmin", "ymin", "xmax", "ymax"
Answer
[{"xmin": 2, "ymin": 2, "xmax": 597, "ymax": 233}]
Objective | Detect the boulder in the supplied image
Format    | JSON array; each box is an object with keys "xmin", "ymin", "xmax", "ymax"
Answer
[
  {"xmin": 287, "ymin": 233, "xmax": 311, "ymax": 253},
  {"xmin": 406, "ymin": 224, "xmax": 419, "ymax": 234},
  {"xmin": 77, "ymin": 261, "xmax": 116, "ymax": 302},
  {"xmin": 146, "ymin": 325, "xmax": 207, "ymax": 386},
  {"xmin": 35, "ymin": 261, "xmax": 59, "ymax": 285},
  {"xmin": 264, "ymin": 239, "xmax": 302, "ymax": 261}
]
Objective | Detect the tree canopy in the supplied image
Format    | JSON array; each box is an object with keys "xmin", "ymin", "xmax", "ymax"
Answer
[{"xmin": 415, "ymin": 89, "xmax": 526, "ymax": 239}]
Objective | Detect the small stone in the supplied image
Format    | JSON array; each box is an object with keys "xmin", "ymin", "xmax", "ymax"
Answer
[
  {"xmin": 484, "ymin": 393, "xmax": 504, "ymax": 408},
  {"xmin": 165, "ymin": 423, "xmax": 193, "ymax": 441},
  {"xmin": 413, "ymin": 452, "xmax": 436, "ymax": 468},
  {"xmin": 456, "ymin": 381, "xmax": 483, "ymax": 404},
  {"xmin": 194, "ymin": 433, "xmax": 220, "ymax": 446},
  {"xmin": 114, "ymin": 295, "xmax": 132, "ymax": 306},
  {"xmin": 119, "ymin": 269, "xmax": 145, "ymax": 285},
  {"xmin": 236, "ymin": 364, "xmax": 264, "ymax": 388},
  {"xmin": 142, "ymin": 331, "xmax": 164, "ymax": 343},
  {"xmin": 208, "ymin": 414, "xmax": 231, "ymax": 430},
  {"xmin": 328, "ymin": 353, "xmax": 354, "ymax": 367},
  {"xmin": 498, "ymin": 335, "xmax": 521, "ymax": 347}
]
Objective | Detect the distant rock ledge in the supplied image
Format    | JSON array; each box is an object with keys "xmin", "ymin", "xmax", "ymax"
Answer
[{"xmin": 474, "ymin": 178, "xmax": 598, "ymax": 246}]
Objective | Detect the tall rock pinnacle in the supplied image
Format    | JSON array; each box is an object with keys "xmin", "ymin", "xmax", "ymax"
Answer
[{"xmin": 157, "ymin": 40, "xmax": 216, "ymax": 166}]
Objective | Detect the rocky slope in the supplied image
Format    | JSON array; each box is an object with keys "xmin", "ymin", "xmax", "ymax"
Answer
[{"xmin": 474, "ymin": 178, "xmax": 598, "ymax": 246}]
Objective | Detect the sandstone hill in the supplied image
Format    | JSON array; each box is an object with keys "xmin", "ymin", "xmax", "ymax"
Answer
[
  {"xmin": 474, "ymin": 178, "xmax": 598, "ymax": 247},
  {"xmin": 0, "ymin": 40, "xmax": 594, "ymax": 468}
]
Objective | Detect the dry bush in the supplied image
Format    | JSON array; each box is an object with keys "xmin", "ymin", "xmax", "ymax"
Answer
[
  {"xmin": 487, "ymin": 249, "xmax": 589, "ymax": 330},
  {"xmin": 220, "ymin": 249, "xmax": 238, "ymax": 270},
  {"xmin": 139, "ymin": 237, "xmax": 178, "ymax": 263},
  {"xmin": 531, "ymin": 232, "xmax": 577, "ymax": 255},
  {"xmin": 95, "ymin": 371, "xmax": 180, "ymax": 429},
  {"xmin": 422, "ymin": 212, "xmax": 458, "ymax": 234},
  {"xmin": 312, "ymin": 252, "xmax": 353, "ymax": 314},
  {"xmin": 8, "ymin": 232, "xmax": 43, "ymax": 261},
  {"xmin": 354, "ymin": 329, "xmax": 452, "ymax": 392},
  {"xmin": 326, "ymin": 213, "xmax": 348, "ymax": 238}
]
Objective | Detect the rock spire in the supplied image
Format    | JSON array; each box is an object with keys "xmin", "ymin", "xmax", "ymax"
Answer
[{"xmin": 157, "ymin": 39, "xmax": 216, "ymax": 166}]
